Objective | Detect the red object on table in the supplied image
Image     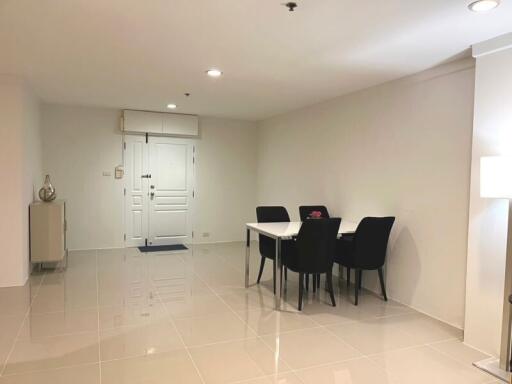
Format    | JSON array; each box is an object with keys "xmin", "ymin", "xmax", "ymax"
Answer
[{"xmin": 309, "ymin": 211, "xmax": 322, "ymax": 219}]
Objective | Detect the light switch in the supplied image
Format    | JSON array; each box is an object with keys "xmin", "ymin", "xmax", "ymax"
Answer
[{"xmin": 102, "ymin": 171, "xmax": 111, "ymax": 177}]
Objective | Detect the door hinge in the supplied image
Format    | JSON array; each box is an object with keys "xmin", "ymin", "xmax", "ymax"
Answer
[
  {"xmin": 123, "ymin": 188, "xmax": 126, "ymax": 196},
  {"xmin": 192, "ymin": 231, "xmax": 194, "ymax": 238},
  {"xmin": 192, "ymin": 190, "xmax": 195, "ymax": 198},
  {"xmin": 145, "ymin": 132, "xmax": 148, "ymax": 143},
  {"xmin": 123, "ymin": 234, "xmax": 126, "ymax": 241},
  {"xmin": 123, "ymin": 142, "xmax": 126, "ymax": 150}
]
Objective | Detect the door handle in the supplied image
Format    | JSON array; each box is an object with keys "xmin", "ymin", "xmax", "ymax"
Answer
[
  {"xmin": 150, "ymin": 192, "xmax": 155, "ymax": 199},
  {"xmin": 141, "ymin": 174, "xmax": 152, "ymax": 179}
]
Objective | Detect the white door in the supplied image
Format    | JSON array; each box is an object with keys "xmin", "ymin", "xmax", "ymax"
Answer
[
  {"xmin": 148, "ymin": 137, "xmax": 194, "ymax": 245},
  {"xmin": 124, "ymin": 135, "xmax": 195, "ymax": 247},
  {"xmin": 124, "ymin": 135, "xmax": 149, "ymax": 247}
]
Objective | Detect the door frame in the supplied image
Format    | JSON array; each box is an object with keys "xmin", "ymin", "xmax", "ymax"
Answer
[{"xmin": 122, "ymin": 133, "xmax": 197, "ymax": 248}]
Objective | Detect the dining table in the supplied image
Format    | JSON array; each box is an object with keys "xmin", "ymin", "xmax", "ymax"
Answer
[{"xmin": 244, "ymin": 220, "xmax": 358, "ymax": 310}]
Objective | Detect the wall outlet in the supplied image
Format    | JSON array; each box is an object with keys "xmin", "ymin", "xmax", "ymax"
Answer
[{"xmin": 202, "ymin": 232, "xmax": 210, "ymax": 238}]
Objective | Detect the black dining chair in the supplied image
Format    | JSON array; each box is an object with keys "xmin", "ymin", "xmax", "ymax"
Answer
[
  {"xmin": 334, "ymin": 217, "xmax": 395, "ymax": 305},
  {"xmin": 299, "ymin": 205, "xmax": 331, "ymax": 291},
  {"xmin": 299, "ymin": 205, "xmax": 330, "ymax": 221},
  {"xmin": 282, "ymin": 218, "xmax": 341, "ymax": 310},
  {"xmin": 255, "ymin": 206, "xmax": 291, "ymax": 293}
]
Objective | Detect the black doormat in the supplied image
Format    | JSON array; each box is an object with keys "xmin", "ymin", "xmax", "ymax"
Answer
[{"xmin": 138, "ymin": 244, "xmax": 188, "ymax": 253}]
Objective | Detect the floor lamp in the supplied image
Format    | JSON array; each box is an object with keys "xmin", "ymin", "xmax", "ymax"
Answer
[{"xmin": 475, "ymin": 156, "xmax": 512, "ymax": 382}]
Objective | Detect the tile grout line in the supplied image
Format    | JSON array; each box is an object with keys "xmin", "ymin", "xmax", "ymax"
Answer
[
  {"xmin": 187, "ymin": 256, "xmax": 307, "ymax": 383},
  {"xmin": 424, "ymin": 342, "xmax": 496, "ymax": 380},
  {"xmin": 95, "ymin": 250, "xmax": 102, "ymax": 384},
  {"xmin": 149, "ymin": 249, "xmax": 208, "ymax": 384},
  {"xmin": 180, "ymin": 245, "xmax": 479, "ymax": 384},
  {"xmin": 185, "ymin": 255, "xmax": 279, "ymax": 334},
  {"xmin": 189, "ymin": 247, "xmax": 374, "ymax": 375},
  {"xmin": 0, "ymin": 362, "xmax": 100, "ymax": 379},
  {"xmin": 226, "ymin": 262, "xmax": 445, "ymax": 383},
  {"xmin": 18, "ymin": 245, "xmax": 476, "ymax": 384},
  {"xmin": 0, "ymin": 268, "xmax": 47, "ymax": 377},
  {"xmin": 185, "ymin": 248, "xmax": 388, "ymax": 383},
  {"xmin": 352, "ymin": 336, "xmax": 491, "ymax": 384},
  {"xmin": 180, "ymin": 249, "xmax": 307, "ymax": 382}
]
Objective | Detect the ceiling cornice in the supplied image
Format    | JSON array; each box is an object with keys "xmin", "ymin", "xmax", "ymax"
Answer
[{"xmin": 472, "ymin": 32, "xmax": 512, "ymax": 58}]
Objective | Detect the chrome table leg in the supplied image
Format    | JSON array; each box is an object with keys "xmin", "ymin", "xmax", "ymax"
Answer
[{"xmin": 245, "ymin": 228, "xmax": 250, "ymax": 288}]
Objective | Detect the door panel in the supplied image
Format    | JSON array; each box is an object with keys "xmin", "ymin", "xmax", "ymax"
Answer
[
  {"xmin": 154, "ymin": 196, "xmax": 188, "ymax": 205},
  {"xmin": 148, "ymin": 138, "xmax": 194, "ymax": 245},
  {"xmin": 124, "ymin": 135, "xmax": 149, "ymax": 247},
  {"xmin": 154, "ymin": 143, "xmax": 187, "ymax": 190},
  {"xmin": 153, "ymin": 210, "xmax": 188, "ymax": 237}
]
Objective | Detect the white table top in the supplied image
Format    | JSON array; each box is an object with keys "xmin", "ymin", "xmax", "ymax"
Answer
[{"xmin": 246, "ymin": 220, "xmax": 358, "ymax": 239}]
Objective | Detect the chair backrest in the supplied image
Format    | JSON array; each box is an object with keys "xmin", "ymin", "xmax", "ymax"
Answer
[
  {"xmin": 299, "ymin": 205, "xmax": 330, "ymax": 221},
  {"xmin": 295, "ymin": 218, "xmax": 341, "ymax": 273},
  {"xmin": 353, "ymin": 217, "xmax": 395, "ymax": 269},
  {"xmin": 256, "ymin": 206, "xmax": 290, "ymax": 223},
  {"xmin": 256, "ymin": 206, "xmax": 290, "ymax": 258}
]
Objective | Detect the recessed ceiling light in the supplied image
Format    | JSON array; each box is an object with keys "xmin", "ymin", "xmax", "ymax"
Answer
[
  {"xmin": 167, "ymin": 103, "xmax": 177, "ymax": 109},
  {"xmin": 206, "ymin": 69, "xmax": 222, "ymax": 77},
  {"xmin": 468, "ymin": 0, "xmax": 500, "ymax": 12}
]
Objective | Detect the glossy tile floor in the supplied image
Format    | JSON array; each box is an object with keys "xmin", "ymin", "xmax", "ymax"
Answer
[{"xmin": 0, "ymin": 242, "xmax": 499, "ymax": 383}]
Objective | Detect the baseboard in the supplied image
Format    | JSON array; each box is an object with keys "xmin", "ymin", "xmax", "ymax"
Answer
[
  {"xmin": 68, "ymin": 240, "xmax": 250, "ymax": 251},
  {"xmin": 361, "ymin": 283, "xmax": 463, "ymax": 331},
  {"xmin": 333, "ymin": 270, "xmax": 464, "ymax": 331},
  {"xmin": 68, "ymin": 246, "xmax": 124, "ymax": 252},
  {"xmin": 191, "ymin": 239, "xmax": 245, "ymax": 245},
  {"xmin": 388, "ymin": 295, "xmax": 464, "ymax": 331},
  {"xmin": 0, "ymin": 274, "xmax": 28, "ymax": 288}
]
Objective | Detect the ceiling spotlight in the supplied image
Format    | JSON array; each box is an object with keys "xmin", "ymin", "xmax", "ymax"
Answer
[
  {"xmin": 206, "ymin": 69, "xmax": 222, "ymax": 77},
  {"xmin": 167, "ymin": 103, "xmax": 177, "ymax": 109},
  {"xmin": 468, "ymin": 0, "xmax": 500, "ymax": 12}
]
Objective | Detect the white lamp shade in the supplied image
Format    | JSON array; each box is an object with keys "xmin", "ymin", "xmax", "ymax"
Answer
[{"xmin": 480, "ymin": 156, "xmax": 512, "ymax": 198}]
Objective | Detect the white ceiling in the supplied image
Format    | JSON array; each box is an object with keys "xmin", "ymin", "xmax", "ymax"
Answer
[{"xmin": 1, "ymin": 0, "xmax": 511, "ymax": 121}]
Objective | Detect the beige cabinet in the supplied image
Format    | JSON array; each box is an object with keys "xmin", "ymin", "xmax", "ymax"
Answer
[
  {"xmin": 123, "ymin": 110, "xmax": 163, "ymax": 134},
  {"xmin": 30, "ymin": 200, "xmax": 67, "ymax": 263},
  {"xmin": 122, "ymin": 110, "xmax": 199, "ymax": 137},
  {"xmin": 162, "ymin": 113, "xmax": 198, "ymax": 136}
]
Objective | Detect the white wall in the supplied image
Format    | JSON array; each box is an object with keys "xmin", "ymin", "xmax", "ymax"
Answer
[
  {"xmin": 0, "ymin": 77, "xmax": 42, "ymax": 287},
  {"xmin": 41, "ymin": 105, "xmax": 125, "ymax": 250},
  {"xmin": 195, "ymin": 117, "xmax": 258, "ymax": 243},
  {"xmin": 257, "ymin": 58, "xmax": 475, "ymax": 328},
  {"xmin": 464, "ymin": 35, "xmax": 512, "ymax": 357},
  {"xmin": 41, "ymin": 104, "xmax": 258, "ymax": 250}
]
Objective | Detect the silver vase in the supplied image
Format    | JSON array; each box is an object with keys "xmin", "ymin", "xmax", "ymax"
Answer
[{"xmin": 38, "ymin": 174, "xmax": 56, "ymax": 202}]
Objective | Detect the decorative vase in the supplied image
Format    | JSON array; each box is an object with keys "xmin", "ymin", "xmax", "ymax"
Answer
[{"xmin": 38, "ymin": 175, "xmax": 56, "ymax": 202}]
